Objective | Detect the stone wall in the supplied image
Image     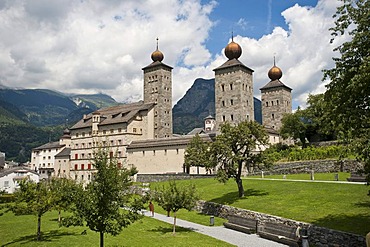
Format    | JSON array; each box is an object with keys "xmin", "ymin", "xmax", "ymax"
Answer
[
  {"xmin": 251, "ymin": 159, "xmax": 363, "ymax": 176},
  {"xmin": 196, "ymin": 200, "xmax": 366, "ymax": 247},
  {"xmin": 136, "ymin": 173, "xmax": 215, "ymax": 183}
]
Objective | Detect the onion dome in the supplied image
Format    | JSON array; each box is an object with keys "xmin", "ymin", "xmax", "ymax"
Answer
[
  {"xmin": 151, "ymin": 38, "xmax": 164, "ymax": 62},
  {"xmin": 268, "ymin": 57, "xmax": 282, "ymax": 80},
  {"xmin": 224, "ymin": 33, "xmax": 242, "ymax": 60},
  {"xmin": 225, "ymin": 40, "xmax": 242, "ymax": 60}
]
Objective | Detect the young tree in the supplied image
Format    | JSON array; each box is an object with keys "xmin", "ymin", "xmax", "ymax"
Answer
[
  {"xmin": 280, "ymin": 111, "xmax": 308, "ymax": 147},
  {"xmin": 323, "ymin": 0, "xmax": 370, "ymax": 185},
  {"xmin": 153, "ymin": 180, "xmax": 198, "ymax": 234},
  {"xmin": 184, "ymin": 134, "xmax": 211, "ymax": 174},
  {"xmin": 62, "ymin": 148, "xmax": 143, "ymax": 247},
  {"xmin": 11, "ymin": 179, "xmax": 54, "ymax": 241},
  {"xmin": 49, "ymin": 178, "xmax": 81, "ymax": 223},
  {"xmin": 208, "ymin": 121, "xmax": 269, "ymax": 197}
]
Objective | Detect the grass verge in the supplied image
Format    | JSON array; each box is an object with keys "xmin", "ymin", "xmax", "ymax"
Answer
[
  {"xmin": 0, "ymin": 211, "xmax": 233, "ymax": 247},
  {"xmin": 150, "ymin": 177, "xmax": 370, "ymax": 236}
]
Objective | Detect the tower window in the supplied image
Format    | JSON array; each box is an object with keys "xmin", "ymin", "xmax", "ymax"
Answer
[
  {"xmin": 230, "ymin": 99, "xmax": 234, "ymax": 105},
  {"xmin": 271, "ymin": 101, "xmax": 274, "ymax": 106},
  {"xmin": 247, "ymin": 114, "xmax": 250, "ymax": 120},
  {"xmin": 231, "ymin": 114, "xmax": 234, "ymax": 121},
  {"xmin": 277, "ymin": 100, "xmax": 279, "ymax": 105},
  {"xmin": 272, "ymin": 113, "xmax": 275, "ymax": 120},
  {"xmin": 230, "ymin": 84, "xmax": 233, "ymax": 90},
  {"xmin": 222, "ymin": 115, "xmax": 226, "ymax": 122},
  {"xmin": 266, "ymin": 102, "xmax": 269, "ymax": 107},
  {"xmin": 222, "ymin": 100, "xmax": 225, "ymax": 107},
  {"xmin": 221, "ymin": 85, "xmax": 225, "ymax": 91}
]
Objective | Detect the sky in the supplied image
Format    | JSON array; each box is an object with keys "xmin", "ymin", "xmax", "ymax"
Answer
[{"xmin": 0, "ymin": 0, "xmax": 348, "ymax": 109}]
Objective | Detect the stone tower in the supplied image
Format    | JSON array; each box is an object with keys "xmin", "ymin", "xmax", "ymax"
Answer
[
  {"xmin": 213, "ymin": 36, "xmax": 254, "ymax": 130},
  {"xmin": 260, "ymin": 60, "xmax": 292, "ymax": 130},
  {"xmin": 142, "ymin": 39, "xmax": 173, "ymax": 138}
]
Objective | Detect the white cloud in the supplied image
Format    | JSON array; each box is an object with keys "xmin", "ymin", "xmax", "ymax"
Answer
[{"xmin": 0, "ymin": 0, "xmax": 349, "ymax": 110}]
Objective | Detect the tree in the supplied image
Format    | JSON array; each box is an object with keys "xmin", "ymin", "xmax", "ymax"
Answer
[
  {"xmin": 11, "ymin": 179, "xmax": 54, "ymax": 241},
  {"xmin": 323, "ymin": 0, "xmax": 370, "ymax": 185},
  {"xmin": 184, "ymin": 134, "xmax": 211, "ymax": 174},
  {"xmin": 280, "ymin": 110, "xmax": 307, "ymax": 147},
  {"xmin": 153, "ymin": 180, "xmax": 198, "ymax": 234},
  {"xmin": 62, "ymin": 148, "xmax": 142, "ymax": 247},
  {"xmin": 49, "ymin": 178, "xmax": 81, "ymax": 224},
  {"xmin": 208, "ymin": 121, "xmax": 269, "ymax": 197}
]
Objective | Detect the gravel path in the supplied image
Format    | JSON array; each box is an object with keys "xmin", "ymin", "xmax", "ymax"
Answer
[{"xmin": 143, "ymin": 210, "xmax": 287, "ymax": 247}]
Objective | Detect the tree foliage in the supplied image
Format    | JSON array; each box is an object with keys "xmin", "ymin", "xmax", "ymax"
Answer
[
  {"xmin": 10, "ymin": 179, "xmax": 55, "ymax": 241},
  {"xmin": 184, "ymin": 134, "xmax": 211, "ymax": 173},
  {"xmin": 153, "ymin": 180, "xmax": 198, "ymax": 234},
  {"xmin": 62, "ymin": 148, "xmax": 142, "ymax": 247},
  {"xmin": 208, "ymin": 121, "xmax": 270, "ymax": 197},
  {"xmin": 323, "ymin": 0, "xmax": 370, "ymax": 185}
]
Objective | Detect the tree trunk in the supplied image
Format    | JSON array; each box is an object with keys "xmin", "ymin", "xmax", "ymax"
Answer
[
  {"xmin": 58, "ymin": 210, "xmax": 61, "ymax": 223},
  {"xmin": 37, "ymin": 214, "xmax": 41, "ymax": 241},
  {"xmin": 100, "ymin": 231, "xmax": 104, "ymax": 247},
  {"xmin": 237, "ymin": 161, "xmax": 244, "ymax": 197},
  {"xmin": 172, "ymin": 211, "xmax": 177, "ymax": 235},
  {"xmin": 236, "ymin": 177, "xmax": 244, "ymax": 197}
]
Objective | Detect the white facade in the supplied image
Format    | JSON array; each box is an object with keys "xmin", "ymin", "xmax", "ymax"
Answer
[{"xmin": 0, "ymin": 167, "xmax": 39, "ymax": 193}]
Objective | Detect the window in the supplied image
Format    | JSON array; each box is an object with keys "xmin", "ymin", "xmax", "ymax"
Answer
[
  {"xmin": 266, "ymin": 102, "xmax": 269, "ymax": 107},
  {"xmin": 118, "ymin": 128, "xmax": 122, "ymax": 133},
  {"xmin": 81, "ymin": 164, "xmax": 84, "ymax": 170},
  {"xmin": 143, "ymin": 151, "xmax": 145, "ymax": 156},
  {"xmin": 110, "ymin": 152, "xmax": 113, "ymax": 158},
  {"xmin": 176, "ymin": 149, "xmax": 179, "ymax": 154},
  {"xmin": 222, "ymin": 115, "xmax": 226, "ymax": 122},
  {"xmin": 276, "ymin": 100, "xmax": 279, "ymax": 105},
  {"xmin": 153, "ymin": 150, "xmax": 156, "ymax": 156},
  {"xmin": 271, "ymin": 101, "xmax": 274, "ymax": 106},
  {"xmin": 164, "ymin": 149, "xmax": 167, "ymax": 156},
  {"xmin": 75, "ymin": 154, "xmax": 78, "ymax": 159},
  {"xmin": 103, "ymin": 130, "xmax": 106, "ymax": 134},
  {"xmin": 4, "ymin": 181, "xmax": 9, "ymax": 187},
  {"xmin": 88, "ymin": 164, "xmax": 91, "ymax": 170},
  {"xmin": 133, "ymin": 128, "xmax": 137, "ymax": 133},
  {"xmin": 221, "ymin": 85, "xmax": 225, "ymax": 91},
  {"xmin": 82, "ymin": 132, "xmax": 85, "ymax": 137},
  {"xmin": 222, "ymin": 100, "xmax": 225, "ymax": 107},
  {"xmin": 231, "ymin": 114, "xmax": 234, "ymax": 121},
  {"xmin": 230, "ymin": 99, "xmax": 234, "ymax": 105},
  {"xmin": 75, "ymin": 175, "xmax": 77, "ymax": 180},
  {"xmin": 76, "ymin": 133, "xmax": 79, "ymax": 137},
  {"xmin": 230, "ymin": 84, "xmax": 233, "ymax": 90},
  {"xmin": 272, "ymin": 114, "xmax": 275, "ymax": 120},
  {"xmin": 110, "ymin": 129, "xmax": 114, "ymax": 133},
  {"xmin": 81, "ymin": 175, "xmax": 84, "ymax": 180},
  {"xmin": 74, "ymin": 164, "xmax": 78, "ymax": 170},
  {"xmin": 88, "ymin": 174, "xmax": 91, "ymax": 180}
]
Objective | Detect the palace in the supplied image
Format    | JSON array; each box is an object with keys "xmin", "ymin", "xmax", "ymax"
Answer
[{"xmin": 30, "ymin": 38, "xmax": 292, "ymax": 182}]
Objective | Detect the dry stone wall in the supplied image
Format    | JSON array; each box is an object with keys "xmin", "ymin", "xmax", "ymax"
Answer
[{"xmin": 252, "ymin": 159, "xmax": 363, "ymax": 176}]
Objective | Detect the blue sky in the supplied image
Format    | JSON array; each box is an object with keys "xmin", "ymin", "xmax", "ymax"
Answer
[
  {"xmin": 0, "ymin": 0, "xmax": 346, "ymax": 109},
  {"xmin": 205, "ymin": 0, "xmax": 318, "ymax": 54}
]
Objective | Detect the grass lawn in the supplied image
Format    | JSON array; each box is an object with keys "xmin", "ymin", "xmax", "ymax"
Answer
[
  {"xmin": 150, "ymin": 177, "xmax": 370, "ymax": 236},
  {"xmin": 247, "ymin": 172, "xmax": 351, "ymax": 181},
  {"xmin": 0, "ymin": 211, "xmax": 233, "ymax": 247}
]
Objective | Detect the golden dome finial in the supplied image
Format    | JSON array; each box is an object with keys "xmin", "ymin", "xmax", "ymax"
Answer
[
  {"xmin": 268, "ymin": 56, "xmax": 283, "ymax": 81},
  {"xmin": 224, "ymin": 32, "xmax": 242, "ymax": 60},
  {"xmin": 151, "ymin": 37, "xmax": 164, "ymax": 62}
]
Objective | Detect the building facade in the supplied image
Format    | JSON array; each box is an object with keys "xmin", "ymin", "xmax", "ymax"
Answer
[
  {"xmin": 260, "ymin": 62, "xmax": 292, "ymax": 130},
  {"xmin": 214, "ymin": 37, "xmax": 254, "ymax": 130}
]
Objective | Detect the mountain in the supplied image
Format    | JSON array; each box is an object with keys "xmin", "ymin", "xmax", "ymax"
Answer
[
  {"xmin": 172, "ymin": 78, "xmax": 262, "ymax": 134},
  {"xmin": 0, "ymin": 89, "xmax": 119, "ymax": 162},
  {"xmin": 0, "ymin": 89, "xmax": 118, "ymax": 126}
]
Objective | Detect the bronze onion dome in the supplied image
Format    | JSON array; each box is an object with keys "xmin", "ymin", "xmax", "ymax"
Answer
[
  {"xmin": 151, "ymin": 38, "xmax": 164, "ymax": 62},
  {"xmin": 225, "ymin": 40, "xmax": 242, "ymax": 60}
]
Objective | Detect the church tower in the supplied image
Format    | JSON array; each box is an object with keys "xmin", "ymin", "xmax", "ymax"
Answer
[
  {"xmin": 142, "ymin": 39, "xmax": 173, "ymax": 138},
  {"xmin": 260, "ymin": 59, "xmax": 292, "ymax": 130},
  {"xmin": 213, "ymin": 36, "xmax": 254, "ymax": 130}
]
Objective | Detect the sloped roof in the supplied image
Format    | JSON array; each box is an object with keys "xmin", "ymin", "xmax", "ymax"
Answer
[
  {"xmin": 187, "ymin": 128, "xmax": 205, "ymax": 135},
  {"xmin": 260, "ymin": 79, "xmax": 292, "ymax": 91},
  {"xmin": 0, "ymin": 166, "xmax": 38, "ymax": 178},
  {"xmin": 142, "ymin": 61, "xmax": 173, "ymax": 70},
  {"xmin": 32, "ymin": 141, "xmax": 65, "ymax": 151},
  {"xmin": 55, "ymin": 148, "xmax": 71, "ymax": 158},
  {"xmin": 213, "ymin": 58, "xmax": 254, "ymax": 73},
  {"xmin": 70, "ymin": 101, "xmax": 155, "ymax": 130},
  {"xmin": 127, "ymin": 135, "xmax": 213, "ymax": 150}
]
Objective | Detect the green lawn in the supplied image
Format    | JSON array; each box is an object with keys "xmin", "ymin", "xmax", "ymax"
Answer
[
  {"xmin": 247, "ymin": 172, "xmax": 350, "ymax": 181},
  {"xmin": 150, "ymin": 177, "xmax": 370, "ymax": 236},
  {"xmin": 0, "ymin": 211, "xmax": 233, "ymax": 247}
]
